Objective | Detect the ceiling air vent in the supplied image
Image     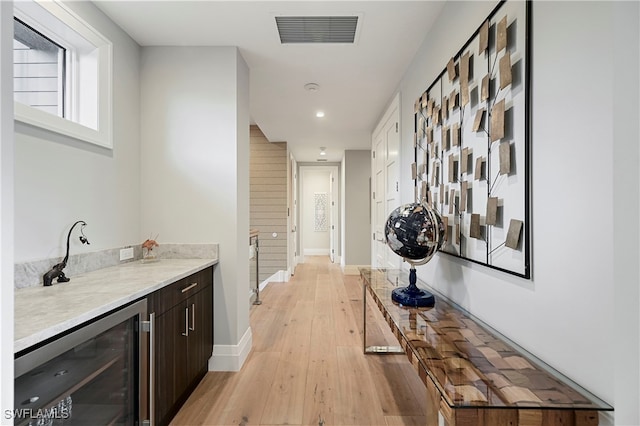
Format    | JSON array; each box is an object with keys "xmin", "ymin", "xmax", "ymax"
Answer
[{"xmin": 276, "ymin": 16, "xmax": 358, "ymax": 44}]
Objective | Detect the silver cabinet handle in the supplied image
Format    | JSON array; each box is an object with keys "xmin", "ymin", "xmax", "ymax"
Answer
[
  {"xmin": 181, "ymin": 282, "xmax": 198, "ymax": 293},
  {"xmin": 182, "ymin": 307, "xmax": 189, "ymax": 337},
  {"xmin": 149, "ymin": 312, "xmax": 155, "ymax": 426},
  {"xmin": 189, "ymin": 303, "xmax": 195, "ymax": 331}
]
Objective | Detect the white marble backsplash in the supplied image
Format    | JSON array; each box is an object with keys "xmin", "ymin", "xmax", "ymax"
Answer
[
  {"xmin": 15, "ymin": 243, "xmax": 219, "ymax": 288},
  {"xmin": 151, "ymin": 243, "xmax": 218, "ymax": 259}
]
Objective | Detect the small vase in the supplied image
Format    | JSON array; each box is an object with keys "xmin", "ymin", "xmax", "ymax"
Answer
[{"xmin": 142, "ymin": 249, "xmax": 158, "ymax": 263}]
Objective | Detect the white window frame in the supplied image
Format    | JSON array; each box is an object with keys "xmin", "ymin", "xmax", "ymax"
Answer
[{"xmin": 13, "ymin": 0, "xmax": 113, "ymax": 149}]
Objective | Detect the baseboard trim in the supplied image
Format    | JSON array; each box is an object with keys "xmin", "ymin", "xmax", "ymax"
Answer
[
  {"xmin": 304, "ymin": 248, "xmax": 330, "ymax": 256},
  {"xmin": 260, "ymin": 270, "xmax": 290, "ymax": 290},
  {"xmin": 209, "ymin": 327, "xmax": 252, "ymax": 372}
]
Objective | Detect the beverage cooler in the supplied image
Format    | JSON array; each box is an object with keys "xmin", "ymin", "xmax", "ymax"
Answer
[{"xmin": 14, "ymin": 299, "xmax": 150, "ymax": 426}]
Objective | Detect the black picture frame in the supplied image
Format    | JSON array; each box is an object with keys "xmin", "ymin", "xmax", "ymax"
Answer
[{"xmin": 413, "ymin": 0, "xmax": 531, "ymax": 279}]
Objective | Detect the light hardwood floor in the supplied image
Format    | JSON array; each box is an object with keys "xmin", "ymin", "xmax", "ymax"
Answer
[{"xmin": 170, "ymin": 256, "xmax": 427, "ymax": 426}]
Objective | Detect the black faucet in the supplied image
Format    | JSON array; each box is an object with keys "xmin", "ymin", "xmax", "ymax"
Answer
[{"xmin": 43, "ymin": 220, "xmax": 90, "ymax": 286}]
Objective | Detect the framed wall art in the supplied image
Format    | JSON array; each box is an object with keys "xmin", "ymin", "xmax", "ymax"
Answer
[{"xmin": 414, "ymin": 0, "xmax": 531, "ymax": 278}]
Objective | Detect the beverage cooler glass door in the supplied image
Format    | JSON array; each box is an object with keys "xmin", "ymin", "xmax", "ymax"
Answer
[{"xmin": 14, "ymin": 299, "xmax": 149, "ymax": 426}]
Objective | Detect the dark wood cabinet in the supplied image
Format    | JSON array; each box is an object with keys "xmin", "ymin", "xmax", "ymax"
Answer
[{"xmin": 148, "ymin": 266, "xmax": 214, "ymax": 426}]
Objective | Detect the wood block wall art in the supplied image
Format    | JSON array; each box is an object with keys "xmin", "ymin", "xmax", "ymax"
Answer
[
  {"xmin": 473, "ymin": 109, "xmax": 485, "ymax": 132},
  {"xmin": 486, "ymin": 197, "xmax": 499, "ymax": 226},
  {"xmin": 448, "ymin": 154, "xmax": 457, "ymax": 183},
  {"xmin": 505, "ymin": 219, "xmax": 523, "ymax": 249},
  {"xmin": 479, "ymin": 20, "xmax": 489, "ymax": 53},
  {"xmin": 452, "ymin": 123, "xmax": 460, "ymax": 147},
  {"xmin": 499, "ymin": 142, "xmax": 511, "ymax": 175},
  {"xmin": 470, "ymin": 213, "xmax": 482, "ymax": 239},
  {"xmin": 500, "ymin": 52, "xmax": 513, "ymax": 89},
  {"xmin": 490, "ymin": 99, "xmax": 505, "ymax": 142},
  {"xmin": 442, "ymin": 126, "xmax": 449, "ymax": 150},
  {"xmin": 460, "ymin": 52, "xmax": 470, "ymax": 107},
  {"xmin": 497, "ymin": 15, "xmax": 508, "ymax": 52},
  {"xmin": 413, "ymin": 0, "xmax": 530, "ymax": 278},
  {"xmin": 460, "ymin": 181, "xmax": 468, "ymax": 212},
  {"xmin": 447, "ymin": 58, "xmax": 457, "ymax": 81},
  {"xmin": 442, "ymin": 216, "xmax": 449, "ymax": 241},
  {"xmin": 475, "ymin": 156, "xmax": 484, "ymax": 180},
  {"xmin": 481, "ymin": 74, "xmax": 490, "ymax": 101},
  {"xmin": 450, "ymin": 89, "xmax": 458, "ymax": 110}
]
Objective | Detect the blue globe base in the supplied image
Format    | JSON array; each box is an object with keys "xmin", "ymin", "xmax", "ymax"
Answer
[{"xmin": 391, "ymin": 268, "xmax": 435, "ymax": 308}]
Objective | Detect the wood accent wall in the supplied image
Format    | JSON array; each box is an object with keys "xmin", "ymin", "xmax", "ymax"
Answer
[{"xmin": 250, "ymin": 125, "xmax": 288, "ymax": 284}]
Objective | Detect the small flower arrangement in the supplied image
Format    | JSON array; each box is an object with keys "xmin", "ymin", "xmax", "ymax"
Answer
[{"xmin": 142, "ymin": 235, "xmax": 159, "ymax": 262}]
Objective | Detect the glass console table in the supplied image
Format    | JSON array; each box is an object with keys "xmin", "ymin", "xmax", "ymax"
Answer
[{"xmin": 360, "ymin": 267, "xmax": 613, "ymax": 426}]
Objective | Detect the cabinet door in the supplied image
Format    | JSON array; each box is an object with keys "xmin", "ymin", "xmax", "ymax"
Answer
[
  {"xmin": 184, "ymin": 283, "xmax": 213, "ymax": 390},
  {"xmin": 185, "ymin": 295, "xmax": 201, "ymax": 388},
  {"xmin": 195, "ymin": 283, "xmax": 213, "ymax": 375},
  {"xmin": 154, "ymin": 303, "xmax": 190, "ymax": 426}
]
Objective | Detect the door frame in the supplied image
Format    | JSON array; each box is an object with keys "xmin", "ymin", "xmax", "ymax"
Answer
[
  {"xmin": 298, "ymin": 164, "xmax": 340, "ymax": 262},
  {"xmin": 288, "ymin": 153, "xmax": 298, "ymax": 274}
]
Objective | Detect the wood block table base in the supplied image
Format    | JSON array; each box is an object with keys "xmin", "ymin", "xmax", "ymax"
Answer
[{"xmin": 359, "ymin": 268, "xmax": 613, "ymax": 426}]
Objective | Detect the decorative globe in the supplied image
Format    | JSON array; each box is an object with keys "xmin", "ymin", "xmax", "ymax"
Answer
[
  {"xmin": 384, "ymin": 201, "xmax": 445, "ymax": 307},
  {"xmin": 385, "ymin": 202, "xmax": 445, "ymax": 264}
]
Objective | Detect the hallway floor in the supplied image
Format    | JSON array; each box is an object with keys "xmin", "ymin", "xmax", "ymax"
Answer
[{"xmin": 170, "ymin": 256, "xmax": 427, "ymax": 425}]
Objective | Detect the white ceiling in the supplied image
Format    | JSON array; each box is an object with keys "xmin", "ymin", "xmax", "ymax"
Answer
[{"xmin": 94, "ymin": 1, "xmax": 446, "ymax": 162}]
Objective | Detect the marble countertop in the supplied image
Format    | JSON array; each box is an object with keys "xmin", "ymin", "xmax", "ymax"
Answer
[{"xmin": 14, "ymin": 258, "xmax": 217, "ymax": 353}]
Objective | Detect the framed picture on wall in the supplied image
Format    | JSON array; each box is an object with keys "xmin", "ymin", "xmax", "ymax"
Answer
[{"xmin": 414, "ymin": 0, "xmax": 531, "ymax": 278}]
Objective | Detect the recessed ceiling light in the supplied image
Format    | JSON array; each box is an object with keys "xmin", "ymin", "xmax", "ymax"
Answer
[
  {"xmin": 316, "ymin": 111, "xmax": 325, "ymax": 118},
  {"xmin": 320, "ymin": 146, "xmax": 326, "ymax": 156}
]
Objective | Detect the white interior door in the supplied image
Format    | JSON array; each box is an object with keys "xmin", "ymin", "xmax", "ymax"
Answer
[
  {"xmin": 329, "ymin": 171, "xmax": 335, "ymax": 263},
  {"xmin": 373, "ymin": 133, "xmax": 386, "ymax": 268},
  {"xmin": 289, "ymin": 155, "xmax": 298, "ymax": 273},
  {"xmin": 384, "ymin": 116, "xmax": 401, "ymax": 270},
  {"xmin": 372, "ymin": 94, "xmax": 401, "ymax": 270}
]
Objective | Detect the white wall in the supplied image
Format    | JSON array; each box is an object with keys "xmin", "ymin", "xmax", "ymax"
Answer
[
  {"xmin": 342, "ymin": 150, "xmax": 371, "ymax": 266},
  {"xmin": 140, "ymin": 46, "xmax": 251, "ymax": 370},
  {"xmin": 300, "ymin": 166, "xmax": 332, "ymax": 254},
  {"xmin": 13, "ymin": 1, "xmax": 141, "ymax": 262},
  {"xmin": 2, "ymin": 0, "xmax": 140, "ymax": 418},
  {"xmin": 611, "ymin": 1, "xmax": 640, "ymax": 422},
  {"xmin": 392, "ymin": 1, "xmax": 639, "ymax": 424},
  {"xmin": 0, "ymin": 0, "xmax": 15, "ymax": 417}
]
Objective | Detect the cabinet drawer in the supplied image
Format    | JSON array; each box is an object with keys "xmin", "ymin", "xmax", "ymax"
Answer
[{"xmin": 148, "ymin": 267, "xmax": 213, "ymax": 315}]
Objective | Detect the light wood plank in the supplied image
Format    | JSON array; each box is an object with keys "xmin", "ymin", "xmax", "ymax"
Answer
[
  {"xmin": 367, "ymin": 355, "xmax": 426, "ymax": 417},
  {"xmin": 302, "ymin": 345, "xmax": 338, "ymax": 425},
  {"xmin": 260, "ymin": 354, "xmax": 310, "ymax": 425},
  {"xmin": 385, "ymin": 416, "xmax": 428, "ymax": 426},
  {"xmin": 280, "ymin": 300, "xmax": 314, "ymax": 354},
  {"xmin": 331, "ymin": 272, "xmax": 361, "ymax": 347},
  {"xmin": 334, "ymin": 346, "xmax": 387, "ymax": 425},
  {"xmin": 173, "ymin": 257, "xmax": 428, "ymax": 426},
  {"xmin": 169, "ymin": 372, "xmax": 234, "ymax": 425}
]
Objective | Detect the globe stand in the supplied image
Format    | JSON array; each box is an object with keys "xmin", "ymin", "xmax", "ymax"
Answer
[{"xmin": 391, "ymin": 267, "xmax": 435, "ymax": 308}]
